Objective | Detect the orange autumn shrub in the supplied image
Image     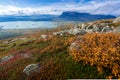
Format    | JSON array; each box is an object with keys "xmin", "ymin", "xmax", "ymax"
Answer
[{"xmin": 69, "ymin": 33, "xmax": 120, "ymax": 78}]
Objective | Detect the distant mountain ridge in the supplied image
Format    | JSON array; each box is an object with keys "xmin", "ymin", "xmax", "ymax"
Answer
[
  {"xmin": 0, "ymin": 15, "xmax": 58, "ymax": 22},
  {"xmin": 58, "ymin": 11, "xmax": 116, "ymax": 21},
  {"xmin": 0, "ymin": 11, "xmax": 116, "ymax": 22}
]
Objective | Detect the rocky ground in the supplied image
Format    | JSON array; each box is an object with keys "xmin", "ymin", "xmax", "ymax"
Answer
[{"xmin": 0, "ymin": 17, "xmax": 120, "ymax": 80}]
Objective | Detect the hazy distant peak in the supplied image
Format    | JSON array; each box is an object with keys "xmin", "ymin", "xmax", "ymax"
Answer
[{"xmin": 59, "ymin": 11, "xmax": 116, "ymax": 21}]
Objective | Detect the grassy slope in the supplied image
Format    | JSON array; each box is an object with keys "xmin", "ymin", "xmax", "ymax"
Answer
[
  {"xmin": 0, "ymin": 20, "xmax": 119, "ymax": 80},
  {"xmin": 0, "ymin": 34, "xmax": 112, "ymax": 80}
]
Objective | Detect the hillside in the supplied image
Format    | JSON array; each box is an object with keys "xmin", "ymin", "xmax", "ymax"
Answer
[{"xmin": 0, "ymin": 18, "xmax": 120, "ymax": 79}]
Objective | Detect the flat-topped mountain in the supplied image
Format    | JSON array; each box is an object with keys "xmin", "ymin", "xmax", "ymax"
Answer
[{"xmin": 59, "ymin": 11, "xmax": 116, "ymax": 21}]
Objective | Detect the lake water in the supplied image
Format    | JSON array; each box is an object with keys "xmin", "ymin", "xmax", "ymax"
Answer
[
  {"xmin": 0, "ymin": 21, "xmax": 81, "ymax": 39},
  {"xmin": 0, "ymin": 21, "xmax": 57, "ymax": 29},
  {"xmin": 0, "ymin": 21, "xmax": 80, "ymax": 29}
]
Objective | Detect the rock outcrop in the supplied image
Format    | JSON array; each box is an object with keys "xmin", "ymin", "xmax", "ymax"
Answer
[
  {"xmin": 113, "ymin": 17, "xmax": 120, "ymax": 23},
  {"xmin": 52, "ymin": 22, "xmax": 116, "ymax": 36},
  {"xmin": 67, "ymin": 28, "xmax": 87, "ymax": 35},
  {"xmin": 112, "ymin": 27, "xmax": 120, "ymax": 32},
  {"xmin": 101, "ymin": 26, "xmax": 113, "ymax": 32}
]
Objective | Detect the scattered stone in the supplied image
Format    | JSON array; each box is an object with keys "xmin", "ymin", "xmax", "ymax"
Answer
[
  {"xmin": 86, "ymin": 29, "xmax": 93, "ymax": 33},
  {"xmin": 101, "ymin": 26, "xmax": 113, "ymax": 32},
  {"xmin": 20, "ymin": 52, "xmax": 33, "ymax": 59},
  {"xmin": 113, "ymin": 17, "xmax": 120, "ymax": 23},
  {"xmin": 10, "ymin": 37, "xmax": 27, "ymax": 43},
  {"xmin": 53, "ymin": 31, "xmax": 67, "ymax": 36},
  {"xmin": 41, "ymin": 35, "xmax": 48, "ymax": 40},
  {"xmin": 93, "ymin": 27, "xmax": 100, "ymax": 32},
  {"xmin": 2, "ymin": 41, "xmax": 9, "ymax": 44},
  {"xmin": 67, "ymin": 28, "xmax": 87, "ymax": 35},
  {"xmin": 74, "ymin": 25, "xmax": 79, "ymax": 28},
  {"xmin": 69, "ymin": 42, "xmax": 80, "ymax": 51},
  {"xmin": 86, "ymin": 25, "xmax": 93, "ymax": 30},
  {"xmin": 100, "ymin": 23, "xmax": 108, "ymax": 27},
  {"xmin": 10, "ymin": 39, "xmax": 18, "ymax": 42},
  {"xmin": 0, "ymin": 55, "xmax": 14, "ymax": 64},
  {"xmin": 25, "ymin": 39, "xmax": 34, "ymax": 43},
  {"xmin": 69, "ymin": 42, "xmax": 77, "ymax": 50},
  {"xmin": 2, "ymin": 38, "xmax": 27, "ymax": 44},
  {"xmin": 81, "ymin": 23, "xmax": 87, "ymax": 29},
  {"xmin": 23, "ymin": 64, "xmax": 40, "ymax": 75},
  {"xmin": 52, "ymin": 22, "xmax": 118, "ymax": 37},
  {"xmin": 18, "ymin": 38, "xmax": 27, "ymax": 41},
  {"xmin": 112, "ymin": 27, "xmax": 120, "ymax": 32}
]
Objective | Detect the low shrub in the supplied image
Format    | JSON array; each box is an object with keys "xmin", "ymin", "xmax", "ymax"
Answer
[{"xmin": 69, "ymin": 33, "xmax": 120, "ymax": 78}]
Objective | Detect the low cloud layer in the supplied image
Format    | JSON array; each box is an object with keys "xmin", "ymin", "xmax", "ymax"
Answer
[{"xmin": 0, "ymin": 0, "xmax": 120, "ymax": 16}]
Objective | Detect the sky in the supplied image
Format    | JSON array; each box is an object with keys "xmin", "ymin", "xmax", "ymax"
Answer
[{"xmin": 0, "ymin": 0, "xmax": 119, "ymax": 16}]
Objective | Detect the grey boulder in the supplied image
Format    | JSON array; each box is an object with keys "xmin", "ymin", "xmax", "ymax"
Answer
[
  {"xmin": 41, "ymin": 35, "xmax": 48, "ymax": 40},
  {"xmin": 101, "ymin": 26, "xmax": 113, "ymax": 32},
  {"xmin": 113, "ymin": 17, "xmax": 120, "ymax": 23},
  {"xmin": 23, "ymin": 63, "xmax": 40, "ymax": 75},
  {"xmin": 68, "ymin": 28, "xmax": 87, "ymax": 35},
  {"xmin": 0, "ymin": 55, "xmax": 14, "ymax": 64}
]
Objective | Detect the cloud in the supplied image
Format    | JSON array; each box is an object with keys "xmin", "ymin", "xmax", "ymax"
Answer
[
  {"xmin": 91, "ymin": 0, "xmax": 120, "ymax": 16},
  {"xmin": 0, "ymin": 0, "xmax": 119, "ymax": 16}
]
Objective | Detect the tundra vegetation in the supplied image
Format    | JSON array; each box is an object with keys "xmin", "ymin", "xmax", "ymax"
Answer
[{"xmin": 0, "ymin": 18, "xmax": 120, "ymax": 80}]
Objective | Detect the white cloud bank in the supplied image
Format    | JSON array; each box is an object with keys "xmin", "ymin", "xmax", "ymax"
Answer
[{"xmin": 0, "ymin": 0, "xmax": 120, "ymax": 16}]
